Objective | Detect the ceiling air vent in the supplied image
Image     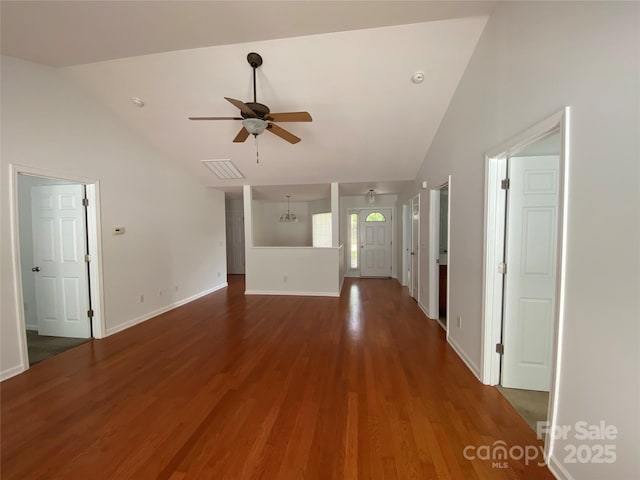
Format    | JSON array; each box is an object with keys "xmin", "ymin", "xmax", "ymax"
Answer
[{"xmin": 202, "ymin": 159, "xmax": 244, "ymax": 179}]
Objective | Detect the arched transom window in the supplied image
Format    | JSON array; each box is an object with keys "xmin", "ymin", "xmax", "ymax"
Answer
[{"xmin": 365, "ymin": 212, "xmax": 386, "ymax": 222}]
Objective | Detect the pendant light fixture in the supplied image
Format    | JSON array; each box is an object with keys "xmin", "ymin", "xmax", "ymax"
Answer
[
  {"xmin": 367, "ymin": 189, "xmax": 376, "ymax": 204},
  {"xmin": 280, "ymin": 195, "xmax": 298, "ymax": 223}
]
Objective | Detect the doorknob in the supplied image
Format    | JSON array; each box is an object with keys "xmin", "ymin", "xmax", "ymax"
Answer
[
  {"xmin": 32, "ymin": 266, "xmax": 40, "ymax": 272},
  {"xmin": 410, "ymin": 252, "xmax": 414, "ymax": 256}
]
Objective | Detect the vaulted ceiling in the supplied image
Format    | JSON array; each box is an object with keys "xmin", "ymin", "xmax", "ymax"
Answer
[{"xmin": 1, "ymin": 1, "xmax": 497, "ymax": 194}]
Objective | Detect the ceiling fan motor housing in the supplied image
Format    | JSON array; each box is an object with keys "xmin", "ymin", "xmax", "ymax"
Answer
[{"xmin": 242, "ymin": 102, "xmax": 270, "ymax": 119}]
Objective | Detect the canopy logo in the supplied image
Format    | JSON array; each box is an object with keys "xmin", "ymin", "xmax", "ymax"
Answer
[{"xmin": 462, "ymin": 440, "xmax": 545, "ymax": 469}]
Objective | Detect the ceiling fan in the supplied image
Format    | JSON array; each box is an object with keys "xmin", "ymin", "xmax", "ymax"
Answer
[{"xmin": 189, "ymin": 52, "xmax": 312, "ymax": 144}]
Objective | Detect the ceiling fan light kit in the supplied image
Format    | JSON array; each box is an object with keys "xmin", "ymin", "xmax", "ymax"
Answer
[
  {"xmin": 242, "ymin": 117, "xmax": 268, "ymax": 135},
  {"xmin": 189, "ymin": 52, "xmax": 313, "ymax": 153}
]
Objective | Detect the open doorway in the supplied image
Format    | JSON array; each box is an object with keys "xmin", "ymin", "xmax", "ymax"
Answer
[
  {"xmin": 482, "ymin": 108, "xmax": 569, "ymax": 449},
  {"xmin": 428, "ymin": 180, "xmax": 450, "ymax": 328},
  {"xmin": 225, "ymin": 196, "xmax": 245, "ymax": 276},
  {"xmin": 437, "ymin": 184, "xmax": 449, "ymax": 328},
  {"xmin": 11, "ymin": 166, "xmax": 105, "ymax": 372}
]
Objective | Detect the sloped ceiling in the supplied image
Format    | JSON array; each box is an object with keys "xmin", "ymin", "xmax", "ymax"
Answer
[{"xmin": 1, "ymin": 1, "xmax": 495, "ymax": 193}]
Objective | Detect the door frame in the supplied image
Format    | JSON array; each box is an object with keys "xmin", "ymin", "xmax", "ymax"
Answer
[
  {"xmin": 410, "ymin": 194, "xmax": 420, "ymax": 300},
  {"xmin": 358, "ymin": 207, "xmax": 393, "ymax": 278},
  {"xmin": 225, "ymin": 199, "xmax": 245, "ymax": 275},
  {"xmin": 401, "ymin": 203, "xmax": 410, "ymax": 286},
  {"xmin": 428, "ymin": 178, "xmax": 451, "ymax": 327},
  {"xmin": 481, "ymin": 107, "xmax": 570, "ymax": 460},
  {"xmin": 9, "ymin": 164, "xmax": 106, "ymax": 373}
]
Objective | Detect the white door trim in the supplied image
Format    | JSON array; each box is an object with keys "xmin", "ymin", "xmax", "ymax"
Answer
[
  {"xmin": 429, "ymin": 179, "xmax": 451, "ymax": 330},
  {"xmin": 401, "ymin": 203, "xmax": 410, "ymax": 286},
  {"xmin": 9, "ymin": 164, "xmax": 106, "ymax": 374},
  {"xmin": 480, "ymin": 107, "xmax": 571, "ymax": 463},
  {"xmin": 428, "ymin": 189, "xmax": 440, "ymax": 320},
  {"xmin": 410, "ymin": 194, "xmax": 420, "ymax": 301}
]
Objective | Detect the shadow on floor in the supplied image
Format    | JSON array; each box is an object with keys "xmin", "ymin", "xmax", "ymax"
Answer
[
  {"xmin": 27, "ymin": 330, "xmax": 91, "ymax": 366},
  {"xmin": 497, "ymin": 385, "xmax": 549, "ymax": 432}
]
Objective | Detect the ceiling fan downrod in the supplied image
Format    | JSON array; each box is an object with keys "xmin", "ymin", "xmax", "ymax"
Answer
[{"xmin": 247, "ymin": 52, "xmax": 263, "ymax": 104}]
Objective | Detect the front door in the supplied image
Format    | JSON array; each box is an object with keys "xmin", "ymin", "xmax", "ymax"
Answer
[
  {"xmin": 360, "ymin": 209, "xmax": 392, "ymax": 277},
  {"xmin": 31, "ymin": 185, "xmax": 91, "ymax": 338},
  {"xmin": 501, "ymin": 155, "xmax": 560, "ymax": 391}
]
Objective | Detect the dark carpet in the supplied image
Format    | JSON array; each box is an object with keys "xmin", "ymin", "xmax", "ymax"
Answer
[{"xmin": 27, "ymin": 330, "xmax": 91, "ymax": 365}]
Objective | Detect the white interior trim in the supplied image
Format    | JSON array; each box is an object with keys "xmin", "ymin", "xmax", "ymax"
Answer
[
  {"xmin": 8, "ymin": 163, "xmax": 107, "ymax": 375},
  {"xmin": 429, "ymin": 189, "xmax": 440, "ymax": 320},
  {"xmin": 410, "ymin": 193, "xmax": 421, "ymax": 302},
  {"xmin": 106, "ymin": 283, "xmax": 227, "ymax": 336},
  {"xmin": 245, "ymin": 289, "xmax": 340, "ymax": 297},
  {"xmin": 444, "ymin": 176, "xmax": 451, "ymax": 340},
  {"xmin": 480, "ymin": 106, "xmax": 571, "ymax": 465}
]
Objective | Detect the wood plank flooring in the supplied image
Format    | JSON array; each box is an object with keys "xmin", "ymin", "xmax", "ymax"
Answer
[{"xmin": 1, "ymin": 276, "xmax": 554, "ymax": 479}]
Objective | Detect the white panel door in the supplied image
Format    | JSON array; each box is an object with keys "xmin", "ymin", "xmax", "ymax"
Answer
[
  {"xmin": 226, "ymin": 209, "xmax": 245, "ymax": 274},
  {"xmin": 31, "ymin": 185, "xmax": 91, "ymax": 338},
  {"xmin": 360, "ymin": 209, "xmax": 392, "ymax": 277},
  {"xmin": 502, "ymin": 155, "xmax": 560, "ymax": 391}
]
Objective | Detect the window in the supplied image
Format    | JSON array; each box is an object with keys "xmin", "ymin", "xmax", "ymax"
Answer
[
  {"xmin": 365, "ymin": 212, "xmax": 386, "ymax": 222},
  {"xmin": 350, "ymin": 213, "xmax": 358, "ymax": 269},
  {"xmin": 312, "ymin": 213, "xmax": 332, "ymax": 247}
]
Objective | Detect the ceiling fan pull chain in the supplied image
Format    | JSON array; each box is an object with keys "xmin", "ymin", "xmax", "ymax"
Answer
[{"xmin": 255, "ymin": 135, "xmax": 260, "ymax": 164}]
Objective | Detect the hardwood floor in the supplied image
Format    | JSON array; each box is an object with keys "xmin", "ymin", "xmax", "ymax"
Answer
[{"xmin": 1, "ymin": 276, "xmax": 554, "ymax": 479}]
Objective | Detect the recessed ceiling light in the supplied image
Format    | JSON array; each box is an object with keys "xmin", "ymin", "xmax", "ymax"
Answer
[
  {"xmin": 129, "ymin": 96, "xmax": 145, "ymax": 107},
  {"xmin": 411, "ymin": 71, "xmax": 425, "ymax": 84}
]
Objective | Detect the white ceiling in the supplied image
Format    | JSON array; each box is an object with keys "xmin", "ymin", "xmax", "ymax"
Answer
[{"xmin": 1, "ymin": 1, "xmax": 495, "ymax": 195}]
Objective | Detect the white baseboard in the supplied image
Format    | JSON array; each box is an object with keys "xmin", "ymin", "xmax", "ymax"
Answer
[
  {"xmin": 447, "ymin": 335, "xmax": 482, "ymax": 381},
  {"xmin": 245, "ymin": 289, "xmax": 340, "ymax": 297},
  {"xmin": 418, "ymin": 301, "xmax": 431, "ymax": 319},
  {"xmin": 106, "ymin": 282, "xmax": 228, "ymax": 336},
  {"xmin": 25, "ymin": 324, "xmax": 38, "ymax": 331},
  {"xmin": 546, "ymin": 453, "xmax": 573, "ymax": 480},
  {"xmin": 1, "ymin": 364, "xmax": 25, "ymax": 382}
]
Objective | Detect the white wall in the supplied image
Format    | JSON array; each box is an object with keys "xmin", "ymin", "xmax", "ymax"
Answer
[
  {"xmin": 243, "ymin": 186, "xmax": 342, "ymax": 296},
  {"xmin": 245, "ymin": 246, "xmax": 343, "ymax": 296},
  {"xmin": 253, "ymin": 200, "xmax": 310, "ymax": 246},
  {"xmin": 1, "ymin": 56, "xmax": 228, "ymax": 379},
  {"xmin": 252, "ymin": 197, "xmax": 330, "ymax": 247},
  {"xmin": 412, "ymin": 2, "xmax": 639, "ymax": 479}
]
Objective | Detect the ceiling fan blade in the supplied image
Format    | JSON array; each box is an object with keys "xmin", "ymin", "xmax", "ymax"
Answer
[
  {"xmin": 225, "ymin": 97, "xmax": 256, "ymax": 117},
  {"xmin": 233, "ymin": 127, "xmax": 250, "ymax": 143},
  {"xmin": 266, "ymin": 112, "xmax": 312, "ymax": 122},
  {"xmin": 267, "ymin": 123, "xmax": 301, "ymax": 144},
  {"xmin": 189, "ymin": 116, "xmax": 243, "ymax": 120}
]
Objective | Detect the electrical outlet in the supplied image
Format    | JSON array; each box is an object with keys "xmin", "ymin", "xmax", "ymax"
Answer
[
  {"xmin": 283, "ymin": 275, "xmax": 288, "ymax": 283},
  {"xmin": 175, "ymin": 285, "xmax": 179, "ymax": 292},
  {"xmin": 140, "ymin": 295, "xmax": 144, "ymax": 303},
  {"xmin": 457, "ymin": 316, "xmax": 462, "ymax": 328},
  {"xmin": 158, "ymin": 290, "xmax": 163, "ymax": 297}
]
